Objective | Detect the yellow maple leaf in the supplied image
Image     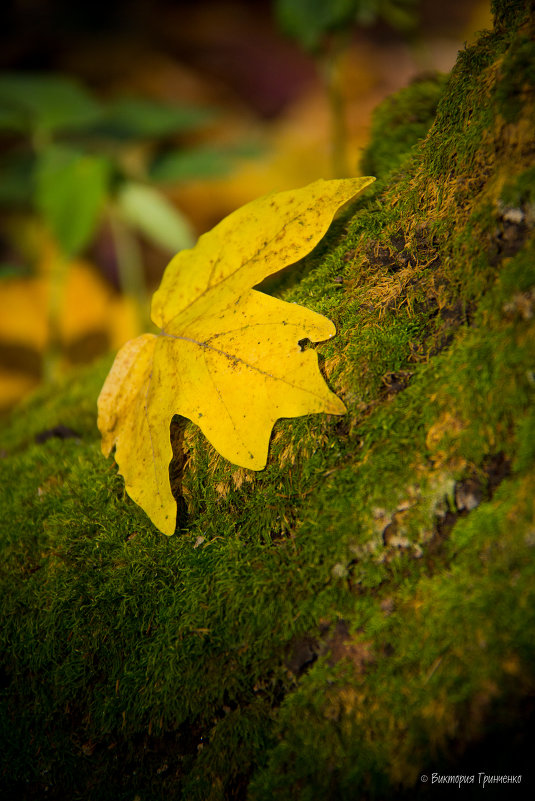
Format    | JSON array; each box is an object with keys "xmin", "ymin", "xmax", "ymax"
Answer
[{"xmin": 98, "ymin": 177, "xmax": 374, "ymax": 535}]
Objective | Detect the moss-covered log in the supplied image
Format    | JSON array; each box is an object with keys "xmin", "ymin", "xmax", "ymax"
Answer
[{"xmin": 1, "ymin": 2, "xmax": 535, "ymax": 799}]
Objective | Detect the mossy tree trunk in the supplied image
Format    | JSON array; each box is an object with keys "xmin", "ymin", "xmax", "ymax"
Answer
[{"xmin": 1, "ymin": 2, "xmax": 535, "ymax": 799}]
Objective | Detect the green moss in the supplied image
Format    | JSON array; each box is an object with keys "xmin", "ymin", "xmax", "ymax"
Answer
[
  {"xmin": 360, "ymin": 72, "xmax": 448, "ymax": 178},
  {"xmin": 496, "ymin": 35, "xmax": 535, "ymax": 123},
  {"xmin": 491, "ymin": 0, "xmax": 531, "ymax": 32},
  {"xmin": 1, "ymin": 4, "xmax": 535, "ymax": 800},
  {"xmin": 0, "ymin": 356, "xmax": 112, "ymax": 452}
]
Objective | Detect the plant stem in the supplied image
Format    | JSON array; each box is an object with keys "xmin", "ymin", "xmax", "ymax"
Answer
[
  {"xmin": 108, "ymin": 208, "xmax": 149, "ymax": 334},
  {"xmin": 320, "ymin": 39, "xmax": 350, "ymax": 178},
  {"xmin": 44, "ymin": 247, "xmax": 68, "ymax": 383}
]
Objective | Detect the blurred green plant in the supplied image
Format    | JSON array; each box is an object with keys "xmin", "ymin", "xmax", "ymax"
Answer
[
  {"xmin": 0, "ymin": 72, "xmax": 245, "ymax": 377},
  {"xmin": 274, "ymin": 0, "xmax": 420, "ymax": 177}
]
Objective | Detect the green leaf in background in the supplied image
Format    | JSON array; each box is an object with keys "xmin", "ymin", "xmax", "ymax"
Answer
[
  {"xmin": 0, "ymin": 73, "xmax": 102, "ymax": 136},
  {"xmin": 35, "ymin": 145, "xmax": 110, "ymax": 257},
  {"xmin": 0, "ymin": 105, "xmax": 27, "ymax": 133},
  {"xmin": 275, "ymin": 0, "xmax": 361, "ymax": 50},
  {"xmin": 0, "ymin": 150, "xmax": 35, "ymax": 206},
  {"xmin": 116, "ymin": 181, "xmax": 195, "ymax": 253},
  {"xmin": 149, "ymin": 140, "xmax": 263, "ymax": 184},
  {"xmin": 94, "ymin": 97, "xmax": 214, "ymax": 140},
  {"xmin": 149, "ymin": 145, "xmax": 234, "ymax": 183},
  {"xmin": 380, "ymin": 0, "xmax": 420, "ymax": 32},
  {"xmin": 274, "ymin": 0, "xmax": 418, "ymax": 51}
]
